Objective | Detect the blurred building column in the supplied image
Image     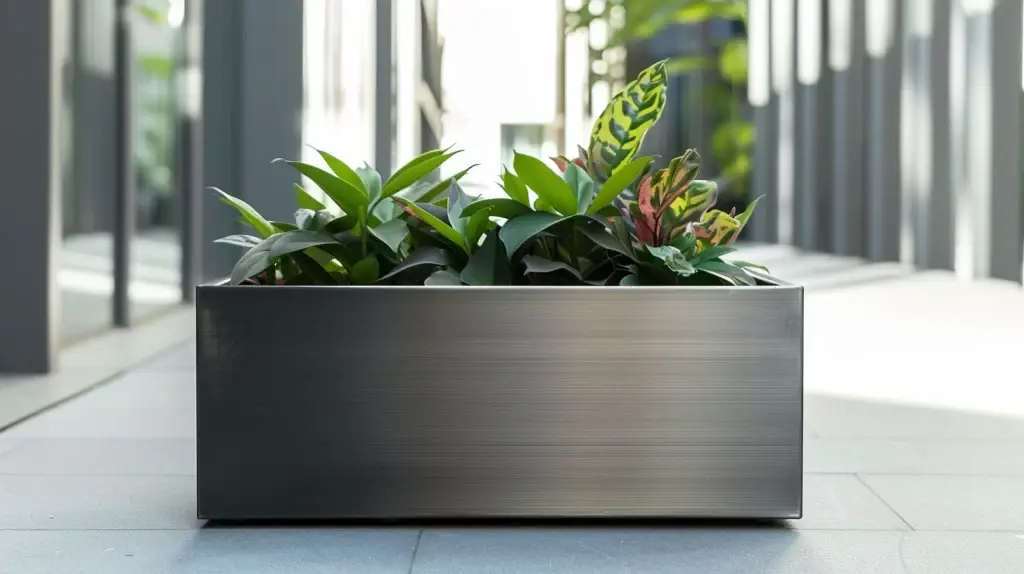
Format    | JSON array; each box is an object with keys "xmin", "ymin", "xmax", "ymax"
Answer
[
  {"xmin": 794, "ymin": 0, "xmax": 830, "ymax": 251},
  {"xmin": 179, "ymin": 0, "xmax": 204, "ymax": 301},
  {"xmin": 864, "ymin": 0, "xmax": 903, "ymax": 262},
  {"xmin": 828, "ymin": 0, "xmax": 866, "ymax": 257},
  {"xmin": 201, "ymin": 0, "xmax": 304, "ymax": 280},
  {"xmin": 962, "ymin": 0, "xmax": 1023, "ymax": 283},
  {"xmin": 771, "ymin": 0, "xmax": 797, "ymax": 246},
  {"xmin": 0, "ymin": 0, "xmax": 66, "ymax": 372},
  {"xmin": 747, "ymin": 0, "xmax": 778, "ymax": 243}
]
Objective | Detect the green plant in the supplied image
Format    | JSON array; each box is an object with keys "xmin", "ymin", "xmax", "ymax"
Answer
[{"xmin": 212, "ymin": 60, "xmax": 767, "ymax": 287}]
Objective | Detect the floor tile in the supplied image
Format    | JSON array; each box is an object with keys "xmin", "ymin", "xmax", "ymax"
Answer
[
  {"xmin": 136, "ymin": 343, "xmax": 196, "ymax": 371},
  {"xmin": 2, "ymin": 405, "xmax": 194, "ymax": 439},
  {"xmin": 0, "ymin": 529, "xmax": 418, "ymax": 574},
  {"xmin": 861, "ymin": 474, "xmax": 1024, "ymax": 531},
  {"xmin": 410, "ymin": 529, "xmax": 1024, "ymax": 574},
  {"xmin": 0, "ymin": 438, "xmax": 195, "ymax": 475},
  {"xmin": 70, "ymin": 374, "xmax": 195, "ymax": 410},
  {"xmin": 0, "ymin": 438, "xmax": 20, "ymax": 457},
  {"xmin": 805, "ymin": 439, "xmax": 1024, "ymax": 475},
  {"xmin": 792, "ymin": 474, "xmax": 909, "ymax": 531},
  {"xmin": 0, "ymin": 475, "xmax": 200, "ymax": 530}
]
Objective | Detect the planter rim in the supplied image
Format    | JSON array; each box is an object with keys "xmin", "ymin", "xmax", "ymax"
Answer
[{"xmin": 199, "ymin": 277, "xmax": 799, "ymax": 292}]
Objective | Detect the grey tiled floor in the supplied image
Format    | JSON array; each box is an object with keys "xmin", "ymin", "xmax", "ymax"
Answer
[{"xmin": 2, "ymin": 262, "xmax": 1024, "ymax": 572}]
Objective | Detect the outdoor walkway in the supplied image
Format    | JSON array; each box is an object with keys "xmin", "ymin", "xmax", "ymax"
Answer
[{"xmin": 1, "ymin": 249, "xmax": 1023, "ymax": 572}]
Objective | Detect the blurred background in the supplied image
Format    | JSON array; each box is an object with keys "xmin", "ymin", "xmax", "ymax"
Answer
[{"xmin": 1, "ymin": 0, "xmax": 1022, "ymax": 373}]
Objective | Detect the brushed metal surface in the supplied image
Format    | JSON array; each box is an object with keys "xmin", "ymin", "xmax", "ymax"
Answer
[{"xmin": 196, "ymin": 285, "xmax": 803, "ymax": 520}]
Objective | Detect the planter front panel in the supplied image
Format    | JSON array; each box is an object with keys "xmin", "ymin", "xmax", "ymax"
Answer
[{"xmin": 197, "ymin": 286, "xmax": 803, "ymax": 520}]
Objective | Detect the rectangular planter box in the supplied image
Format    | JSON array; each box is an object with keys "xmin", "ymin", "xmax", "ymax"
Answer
[{"xmin": 196, "ymin": 284, "xmax": 803, "ymax": 520}]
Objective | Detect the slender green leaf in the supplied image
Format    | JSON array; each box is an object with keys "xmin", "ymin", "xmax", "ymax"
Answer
[
  {"xmin": 697, "ymin": 259, "xmax": 756, "ymax": 286},
  {"xmin": 285, "ymin": 161, "xmax": 368, "ymax": 214},
  {"xmin": 213, "ymin": 234, "xmax": 261, "ymax": 249},
  {"xmin": 692, "ymin": 245, "xmax": 738, "ymax": 265},
  {"xmin": 728, "ymin": 259, "xmax": 770, "ymax": 273},
  {"xmin": 382, "ymin": 150, "xmax": 461, "ymax": 198},
  {"xmin": 267, "ymin": 230, "xmax": 340, "ymax": 258},
  {"xmin": 291, "ymin": 251, "xmax": 339, "ymax": 284},
  {"xmin": 446, "ymin": 181, "xmax": 474, "ymax": 238},
  {"xmin": 295, "ymin": 184, "xmax": 326, "ymax": 211},
  {"xmin": 588, "ymin": 156, "xmax": 654, "ymax": 214},
  {"xmin": 392, "ymin": 198, "xmax": 468, "ymax": 253},
  {"xmin": 424, "ymin": 268, "xmax": 462, "ymax": 286},
  {"xmin": 349, "ymin": 256, "xmax": 380, "ymax": 284},
  {"xmin": 513, "ymin": 152, "xmax": 578, "ymax": 216},
  {"xmin": 461, "ymin": 198, "xmax": 533, "ymax": 220},
  {"xmin": 579, "ymin": 220, "xmax": 636, "ymax": 260},
  {"xmin": 460, "ymin": 229, "xmax": 510, "ymax": 286},
  {"xmin": 367, "ymin": 218, "xmax": 409, "ymax": 254},
  {"xmin": 377, "ymin": 246, "xmax": 450, "ymax": 281},
  {"xmin": 356, "ymin": 165, "xmax": 383, "ymax": 204},
  {"xmin": 499, "ymin": 211, "xmax": 568, "ymax": 257},
  {"xmin": 501, "ymin": 169, "xmax": 530, "ymax": 205},
  {"xmin": 522, "ymin": 255, "xmax": 582, "ymax": 279},
  {"xmin": 312, "ymin": 148, "xmax": 367, "ymax": 196},
  {"xmin": 210, "ymin": 187, "xmax": 275, "ymax": 237},
  {"xmin": 271, "ymin": 222, "xmax": 298, "ymax": 232},
  {"xmin": 465, "ymin": 208, "xmax": 492, "ymax": 248},
  {"xmin": 563, "ymin": 162, "xmax": 595, "ymax": 214},
  {"xmin": 304, "ymin": 247, "xmax": 346, "ymax": 273}
]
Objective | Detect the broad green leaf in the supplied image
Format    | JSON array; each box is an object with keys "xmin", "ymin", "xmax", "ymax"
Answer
[
  {"xmin": 579, "ymin": 220, "xmax": 636, "ymax": 260},
  {"xmin": 460, "ymin": 229, "xmax": 510, "ymax": 286},
  {"xmin": 728, "ymin": 259, "xmax": 770, "ymax": 274},
  {"xmin": 349, "ymin": 256, "xmax": 380, "ymax": 284},
  {"xmin": 498, "ymin": 211, "xmax": 568, "ymax": 257},
  {"xmin": 588, "ymin": 60, "xmax": 668, "ymax": 182},
  {"xmin": 392, "ymin": 197, "xmax": 468, "ymax": 253},
  {"xmin": 587, "ymin": 156, "xmax": 654, "ymax": 215},
  {"xmin": 697, "ymin": 259, "xmax": 756, "ymax": 286},
  {"xmin": 563, "ymin": 162, "xmax": 595, "ymax": 214},
  {"xmin": 294, "ymin": 209, "xmax": 316, "ymax": 230},
  {"xmin": 304, "ymin": 247, "xmax": 346, "ymax": 273},
  {"xmin": 356, "ymin": 165, "xmax": 383, "ymax": 204},
  {"xmin": 324, "ymin": 214, "xmax": 358, "ymax": 234},
  {"xmin": 501, "ymin": 169, "xmax": 530, "ymax": 205},
  {"xmin": 533, "ymin": 197, "xmax": 557, "ymax": 214},
  {"xmin": 368, "ymin": 218, "xmax": 409, "ymax": 254},
  {"xmin": 645, "ymin": 244, "xmax": 697, "ymax": 277},
  {"xmin": 285, "ymin": 161, "xmax": 368, "ymax": 214},
  {"xmin": 210, "ymin": 187, "xmax": 275, "ymax": 238},
  {"xmin": 230, "ymin": 238, "xmax": 275, "ymax": 284},
  {"xmin": 267, "ymin": 230, "xmax": 340, "ymax": 258},
  {"xmin": 620, "ymin": 273, "xmax": 640, "ymax": 286},
  {"xmin": 313, "ymin": 148, "xmax": 367, "ymax": 196},
  {"xmin": 735, "ymin": 195, "xmax": 764, "ymax": 228},
  {"xmin": 405, "ymin": 164, "xmax": 478, "ymax": 205},
  {"xmin": 295, "ymin": 184, "xmax": 326, "ymax": 211},
  {"xmin": 513, "ymin": 152, "xmax": 578, "ymax": 216},
  {"xmin": 382, "ymin": 149, "xmax": 461, "ymax": 198},
  {"xmin": 522, "ymin": 255, "xmax": 582, "ymax": 280},
  {"xmin": 661, "ymin": 179, "xmax": 718, "ymax": 242},
  {"xmin": 213, "ymin": 234, "xmax": 261, "ymax": 249},
  {"xmin": 692, "ymin": 245, "xmax": 737, "ymax": 265},
  {"xmin": 291, "ymin": 251, "xmax": 339, "ymax": 284},
  {"xmin": 465, "ymin": 208, "xmax": 492, "ymax": 248},
  {"xmin": 460, "ymin": 198, "xmax": 533, "ymax": 220},
  {"xmin": 446, "ymin": 181, "xmax": 474, "ymax": 238},
  {"xmin": 424, "ymin": 268, "xmax": 462, "ymax": 286},
  {"xmin": 377, "ymin": 246, "xmax": 450, "ymax": 282}
]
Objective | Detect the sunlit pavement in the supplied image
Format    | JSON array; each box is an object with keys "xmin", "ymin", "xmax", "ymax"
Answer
[{"xmin": 1, "ymin": 251, "xmax": 1023, "ymax": 572}]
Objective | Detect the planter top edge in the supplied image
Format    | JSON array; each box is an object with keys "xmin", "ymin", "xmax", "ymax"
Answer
[{"xmin": 197, "ymin": 281, "xmax": 801, "ymax": 293}]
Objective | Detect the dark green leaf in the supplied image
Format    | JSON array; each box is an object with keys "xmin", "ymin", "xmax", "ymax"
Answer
[
  {"xmin": 579, "ymin": 220, "xmax": 636, "ymax": 260},
  {"xmin": 291, "ymin": 251, "xmax": 339, "ymax": 284},
  {"xmin": 499, "ymin": 212, "xmax": 568, "ymax": 257},
  {"xmin": 377, "ymin": 246, "xmax": 450, "ymax": 281},
  {"xmin": 424, "ymin": 268, "xmax": 463, "ymax": 286},
  {"xmin": 646, "ymin": 245, "xmax": 697, "ymax": 277},
  {"xmin": 213, "ymin": 234, "xmax": 262, "ymax": 249},
  {"xmin": 563, "ymin": 162, "xmax": 595, "ymax": 214},
  {"xmin": 267, "ymin": 230, "xmax": 340, "ymax": 258},
  {"xmin": 382, "ymin": 150, "xmax": 461, "ymax": 198},
  {"xmin": 729, "ymin": 259, "xmax": 770, "ymax": 273},
  {"xmin": 460, "ymin": 198, "xmax": 533, "ymax": 220},
  {"xmin": 393, "ymin": 198, "xmax": 468, "ymax": 253},
  {"xmin": 285, "ymin": 161, "xmax": 368, "ymax": 215},
  {"xmin": 460, "ymin": 229, "xmax": 510, "ymax": 286},
  {"xmin": 522, "ymin": 255, "xmax": 582, "ymax": 279},
  {"xmin": 692, "ymin": 245, "xmax": 738, "ymax": 265},
  {"xmin": 416, "ymin": 164, "xmax": 478, "ymax": 203},
  {"xmin": 350, "ymin": 256, "xmax": 381, "ymax": 284},
  {"xmin": 324, "ymin": 214, "xmax": 358, "ymax": 234},
  {"xmin": 210, "ymin": 187, "xmax": 275, "ymax": 237},
  {"xmin": 446, "ymin": 181, "xmax": 474, "ymax": 238},
  {"xmin": 588, "ymin": 156, "xmax": 653, "ymax": 214},
  {"xmin": 230, "ymin": 240, "xmax": 274, "ymax": 284},
  {"xmin": 271, "ymin": 222, "xmax": 298, "ymax": 232},
  {"xmin": 501, "ymin": 168, "xmax": 530, "ymax": 205},
  {"xmin": 696, "ymin": 259, "xmax": 756, "ymax": 286},
  {"xmin": 294, "ymin": 209, "xmax": 316, "ymax": 230},
  {"xmin": 620, "ymin": 274, "xmax": 640, "ymax": 286},
  {"xmin": 312, "ymin": 148, "xmax": 367, "ymax": 196},
  {"xmin": 513, "ymin": 152, "xmax": 578, "ymax": 216},
  {"xmin": 295, "ymin": 184, "xmax": 326, "ymax": 211},
  {"xmin": 368, "ymin": 218, "xmax": 409, "ymax": 254}
]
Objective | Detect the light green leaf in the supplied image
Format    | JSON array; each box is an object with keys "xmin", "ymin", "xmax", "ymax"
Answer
[
  {"xmin": 213, "ymin": 234, "xmax": 262, "ymax": 249},
  {"xmin": 392, "ymin": 197, "xmax": 468, "ymax": 254},
  {"xmin": 382, "ymin": 149, "xmax": 461, "ymax": 198},
  {"xmin": 563, "ymin": 162, "xmax": 595, "ymax": 214},
  {"xmin": 313, "ymin": 148, "xmax": 367, "ymax": 196},
  {"xmin": 501, "ymin": 168, "xmax": 530, "ymax": 205},
  {"xmin": 728, "ymin": 259, "xmax": 770, "ymax": 274},
  {"xmin": 356, "ymin": 165, "xmax": 383, "ymax": 204},
  {"xmin": 460, "ymin": 229, "xmax": 510, "ymax": 286},
  {"xmin": 446, "ymin": 181, "xmax": 474, "ymax": 238},
  {"xmin": 498, "ymin": 211, "xmax": 568, "ymax": 257},
  {"xmin": 588, "ymin": 156, "xmax": 654, "ymax": 215},
  {"xmin": 533, "ymin": 197, "xmax": 557, "ymax": 214},
  {"xmin": 513, "ymin": 152, "xmax": 578, "ymax": 216},
  {"xmin": 465, "ymin": 208, "xmax": 492, "ymax": 248},
  {"xmin": 367, "ymin": 218, "xmax": 409, "ymax": 254},
  {"xmin": 522, "ymin": 255, "xmax": 582, "ymax": 280},
  {"xmin": 285, "ymin": 161, "xmax": 368, "ymax": 215},
  {"xmin": 460, "ymin": 198, "xmax": 533, "ymax": 220},
  {"xmin": 210, "ymin": 187, "xmax": 275, "ymax": 238},
  {"xmin": 267, "ymin": 230, "xmax": 339, "ymax": 258},
  {"xmin": 698, "ymin": 259, "xmax": 756, "ymax": 286},
  {"xmin": 229, "ymin": 230, "xmax": 338, "ymax": 284},
  {"xmin": 349, "ymin": 256, "xmax": 380, "ymax": 284},
  {"xmin": 295, "ymin": 184, "xmax": 326, "ymax": 211},
  {"xmin": 645, "ymin": 244, "xmax": 697, "ymax": 277},
  {"xmin": 692, "ymin": 245, "xmax": 737, "ymax": 265}
]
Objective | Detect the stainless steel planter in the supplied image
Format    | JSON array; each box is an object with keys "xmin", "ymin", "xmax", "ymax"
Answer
[{"xmin": 196, "ymin": 284, "xmax": 803, "ymax": 520}]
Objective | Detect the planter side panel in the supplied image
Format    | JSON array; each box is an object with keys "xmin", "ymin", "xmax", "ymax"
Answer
[{"xmin": 197, "ymin": 286, "xmax": 803, "ymax": 519}]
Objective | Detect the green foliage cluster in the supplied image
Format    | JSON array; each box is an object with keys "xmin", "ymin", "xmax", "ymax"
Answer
[{"xmin": 214, "ymin": 60, "xmax": 766, "ymax": 287}]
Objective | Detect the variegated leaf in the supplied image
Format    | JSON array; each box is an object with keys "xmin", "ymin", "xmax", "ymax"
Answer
[{"xmin": 661, "ymin": 179, "xmax": 719, "ymax": 241}]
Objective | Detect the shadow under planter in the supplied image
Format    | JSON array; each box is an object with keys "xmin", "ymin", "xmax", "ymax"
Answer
[{"xmin": 195, "ymin": 284, "xmax": 804, "ymax": 520}]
